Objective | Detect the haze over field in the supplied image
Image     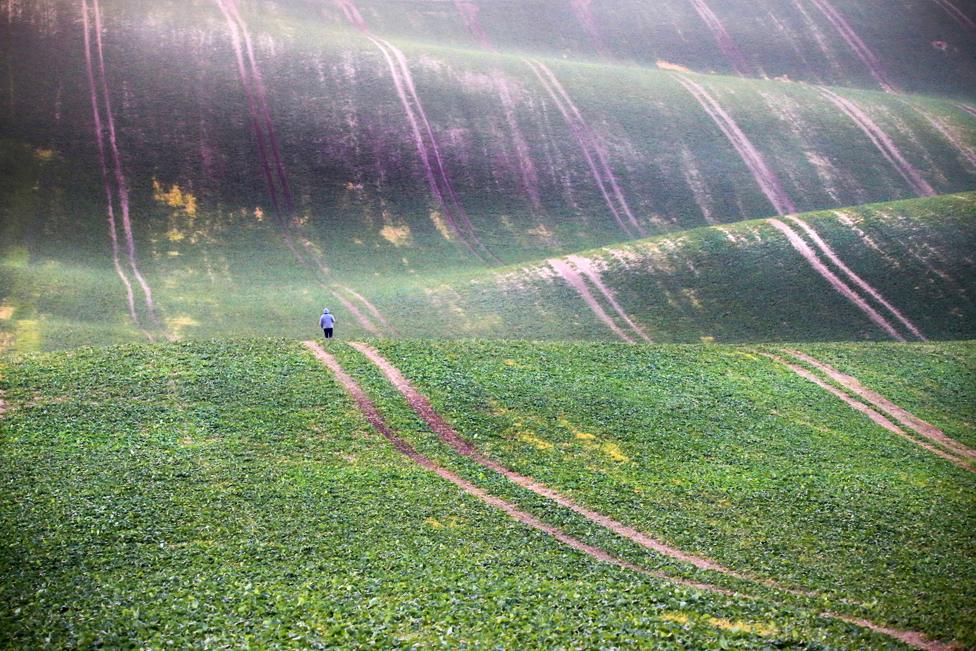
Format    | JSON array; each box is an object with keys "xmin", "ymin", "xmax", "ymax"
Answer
[{"xmin": 1, "ymin": 1, "xmax": 975, "ymax": 649}]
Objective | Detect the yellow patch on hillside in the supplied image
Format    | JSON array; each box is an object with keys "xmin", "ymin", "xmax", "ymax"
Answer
[
  {"xmin": 707, "ymin": 617, "xmax": 778, "ymax": 636},
  {"xmin": 430, "ymin": 210, "xmax": 454, "ymax": 241},
  {"xmin": 503, "ymin": 358, "xmax": 518, "ymax": 367},
  {"xmin": 34, "ymin": 148, "xmax": 57, "ymax": 161},
  {"xmin": 380, "ymin": 223, "xmax": 413, "ymax": 247},
  {"xmin": 601, "ymin": 442, "xmax": 630, "ymax": 463},
  {"xmin": 166, "ymin": 315, "xmax": 200, "ymax": 338},
  {"xmin": 527, "ymin": 224, "xmax": 556, "ymax": 241},
  {"xmin": 661, "ymin": 612, "xmax": 691, "ymax": 625},
  {"xmin": 699, "ymin": 336, "xmax": 715, "ymax": 344},
  {"xmin": 152, "ymin": 179, "xmax": 198, "ymax": 216},
  {"xmin": 656, "ymin": 60, "xmax": 692, "ymax": 73},
  {"xmin": 424, "ymin": 517, "xmax": 444, "ymax": 529},
  {"xmin": 14, "ymin": 319, "xmax": 41, "ymax": 353},
  {"xmin": 574, "ymin": 432, "xmax": 596, "ymax": 441},
  {"xmin": 166, "ymin": 228, "xmax": 185, "ymax": 242},
  {"xmin": 518, "ymin": 432, "xmax": 553, "ymax": 450},
  {"xmin": 0, "ymin": 305, "xmax": 14, "ymax": 320}
]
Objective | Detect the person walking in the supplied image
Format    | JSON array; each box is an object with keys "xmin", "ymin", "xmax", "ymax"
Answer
[{"xmin": 319, "ymin": 308, "xmax": 336, "ymax": 339}]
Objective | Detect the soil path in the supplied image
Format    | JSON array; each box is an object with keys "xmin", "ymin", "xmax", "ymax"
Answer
[
  {"xmin": 302, "ymin": 341, "xmax": 956, "ymax": 650},
  {"xmin": 301, "ymin": 341, "xmax": 731, "ymax": 595},
  {"xmin": 784, "ymin": 349, "xmax": 975, "ymax": 460},
  {"xmin": 549, "ymin": 258, "xmax": 636, "ymax": 343},
  {"xmin": 769, "ymin": 219, "xmax": 906, "ymax": 341},
  {"xmin": 568, "ymin": 255, "xmax": 652, "ymax": 342},
  {"xmin": 765, "ymin": 353, "xmax": 973, "ymax": 472},
  {"xmin": 787, "ymin": 217, "xmax": 926, "ymax": 340}
]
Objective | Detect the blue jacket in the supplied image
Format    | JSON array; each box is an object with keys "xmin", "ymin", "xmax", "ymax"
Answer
[{"xmin": 319, "ymin": 310, "xmax": 336, "ymax": 328}]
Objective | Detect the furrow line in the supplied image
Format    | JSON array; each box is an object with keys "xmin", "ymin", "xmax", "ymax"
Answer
[
  {"xmin": 783, "ymin": 349, "xmax": 976, "ymax": 460},
  {"xmin": 689, "ymin": 0, "xmax": 751, "ymax": 75},
  {"xmin": 567, "ymin": 255, "xmax": 651, "ymax": 342},
  {"xmin": 806, "ymin": 0, "xmax": 896, "ymax": 93},
  {"xmin": 769, "ymin": 219, "xmax": 906, "ymax": 341},
  {"xmin": 786, "ymin": 217, "xmax": 926, "ymax": 340},
  {"xmin": 549, "ymin": 258, "xmax": 636, "ymax": 343},
  {"xmin": 765, "ymin": 353, "xmax": 973, "ymax": 472},
  {"xmin": 816, "ymin": 87, "xmax": 935, "ymax": 197}
]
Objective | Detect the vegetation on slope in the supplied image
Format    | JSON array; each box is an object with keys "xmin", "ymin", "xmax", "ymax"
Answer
[{"xmin": 0, "ymin": 339, "xmax": 911, "ymax": 650}]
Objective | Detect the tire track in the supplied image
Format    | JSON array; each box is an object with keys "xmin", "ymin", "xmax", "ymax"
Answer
[
  {"xmin": 570, "ymin": 0, "xmax": 610, "ymax": 59},
  {"xmin": 806, "ymin": 0, "xmax": 896, "ymax": 93},
  {"xmin": 673, "ymin": 74, "xmax": 797, "ymax": 216},
  {"xmin": 786, "ymin": 217, "xmax": 926, "ymax": 340},
  {"xmin": 549, "ymin": 258, "xmax": 636, "ymax": 343},
  {"xmin": 567, "ymin": 255, "xmax": 652, "ymax": 342},
  {"xmin": 768, "ymin": 219, "xmax": 907, "ymax": 341},
  {"xmin": 89, "ymin": 0, "xmax": 161, "ymax": 332},
  {"xmin": 81, "ymin": 0, "xmax": 140, "ymax": 333},
  {"xmin": 764, "ymin": 353, "xmax": 974, "ymax": 472},
  {"xmin": 932, "ymin": 0, "xmax": 976, "ymax": 37},
  {"xmin": 815, "ymin": 87, "xmax": 935, "ymax": 197},
  {"xmin": 305, "ymin": 341, "xmax": 957, "ymax": 649},
  {"xmin": 689, "ymin": 0, "xmax": 751, "ymax": 76},
  {"xmin": 527, "ymin": 59, "xmax": 645, "ymax": 237},
  {"xmin": 783, "ymin": 349, "xmax": 976, "ymax": 461},
  {"xmin": 214, "ymin": 0, "xmax": 389, "ymax": 335},
  {"xmin": 335, "ymin": 1, "xmax": 496, "ymax": 263},
  {"xmin": 302, "ymin": 340, "xmax": 733, "ymax": 596}
]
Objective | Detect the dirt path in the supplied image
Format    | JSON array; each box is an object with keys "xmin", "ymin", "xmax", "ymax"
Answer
[
  {"xmin": 786, "ymin": 218, "xmax": 926, "ymax": 340},
  {"xmin": 567, "ymin": 255, "xmax": 652, "ymax": 343},
  {"xmin": 783, "ymin": 349, "xmax": 975, "ymax": 460},
  {"xmin": 549, "ymin": 258, "xmax": 637, "ymax": 343},
  {"xmin": 689, "ymin": 0, "xmax": 751, "ymax": 76},
  {"xmin": 807, "ymin": 0, "xmax": 896, "ymax": 93},
  {"xmin": 769, "ymin": 219, "xmax": 907, "ymax": 341},
  {"xmin": 301, "ymin": 341, "xmax": 733, "ymax": 595},
  {"xmin": 765, "ymin": 353, "xmax": 973, "ymax": 472},
  {"xmin": 302, "ymin": 341, "xmax": 955, "ymax": 649}
]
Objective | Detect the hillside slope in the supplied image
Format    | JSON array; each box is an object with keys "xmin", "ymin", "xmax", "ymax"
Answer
[{"xmin": 1, "ymin": 338, "xmax": 973, "ymax": 648}]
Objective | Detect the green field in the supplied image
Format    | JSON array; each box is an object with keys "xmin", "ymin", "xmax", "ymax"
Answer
[{"xmin": 2, "ymin": 0, "xmax": 975, "ymax": 648}]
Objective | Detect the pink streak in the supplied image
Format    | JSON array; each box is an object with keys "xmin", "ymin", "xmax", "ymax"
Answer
[
  {"xmin": 957, "ymin": 103, "xmax": 976, "ymax": 119},
  {"xmin": 932, "ymin": 0, "xmax": 976, "ymax": 36},
  {"xmin": 549, "ymin": 258, "xmax": 635, "ymax": 343},
  {"xmin": 688, "ymin": 0, "xmax": 751, "ymax": 76},
  {"xmin": 769, "ymin": 219, "xmax": 905, "ymax": 341},
  {"xmin": 567, "ymin": 255, "xmax": 651, "ymax": 342},
  {"xmin": 334, "ymin": 0, "xmax": 368, "ymax": 32},
  {"xmin": 304, "ymin": 340, "xmax": 738, "ymax": 597},
  {"xmin": 496, "ymin": 76, "xmax": 543, "ymax": 212},
  {"xmin": 528, "ymin": 60, "xmax": 643, "ymax": 237},
  {"xmin": 807, "ymin": 0, "xmax": 896, "ymax": 93},
  {"xmin": 816, "ymin": 87, "xmax": 935, "ymax": 197},
  {"xmin": 91, "ymin": 0, "xmax": 159, "ymax": 323},
  {"xmin": 784, "ymin": 349, "xmax": 976, "ymax": 461},
  {"xmin": 81, "ymin": 0, "xmax": 138, "ymax": 328},
  {"xmin": 453, "ymin": 0, "xmax": 494, "ymax": 51},
  {"xmin": 904, "ymin": 101, "xmax": 976, "ymax": 170},
  {"xmin": 787, "ymin": 217, "xmax": 927, "ymax": 340},
  {"xmin": 765, "ymin": 353, "xmax": 973, "ymax": 473},
  {"xmin": 570, "ymin": 0, "xmax": 610, "ymax": 59},
  {"xmin": 674, "ymin": 75, "xmax": 797, "ymax": 216},
  {"xmin": 339, "ymin": 285, "xmax": 399, "ymax": 336},
  {"xmin": 223, "ymin": 0, "xmax": 293, "ymax": 211}
]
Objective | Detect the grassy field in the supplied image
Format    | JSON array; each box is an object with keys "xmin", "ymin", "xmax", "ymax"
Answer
[{"xmin": 0, "ymin": 338, "xmax": 938, "ymax": 650}]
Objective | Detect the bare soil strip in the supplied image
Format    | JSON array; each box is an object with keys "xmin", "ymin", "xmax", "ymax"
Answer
[
  {"xmin": 567, "ymin": 255, "xmax": 652, "ymax": 342},
  {"xmin": 783, "ymin": 349, "xmax": 975, "ymax": 460},
  {"xmin": 549, "ymin": 258, "xmax": 637, "ymax": 343},
  {"xmin": 769, "ymin": 219, "xmax": 907, "ymax": 341},
  {"xmin": 301, "ymin": 341, "xmax": 732, "ymax": 595},
  {"xmin": 765, "ymin": 354, "xmax": 973, "ymax": 472},
  {"xmin": 303, "ymin": 341, "xmax": 954, "ymax": 649}
]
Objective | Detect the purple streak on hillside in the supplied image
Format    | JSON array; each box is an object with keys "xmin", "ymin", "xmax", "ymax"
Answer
[
  {"xmin": 81, "ymin": 0, "xmax": 138, "ymax": 328},
  {"xmin": 674, "ymin": 75, "xmax": 797, "ymax": 216},
  {"xmin": 450, "ymin": 2, "xmax": 542, "ymax": 212},
  {"xmin": 529, "ymin": 60, "xmax": 645, "ymax": 237},
  {"xmin": 214, "ymin": 0, "xmax": 281, "ymax": 213},
  {"xmin": 454, "ymin": 0, "xmax": 493, "ymax": 51},
  {"xmin": 223, "ymin": 0, "xmax": 293, "ymax": 211},
  {"xmin": 571, "ymin": 0, "xmax": 610, "ymax": 59},
  {"xmin": 333, "ymin": 2, "xmax": 494, "ymax": 262},
  {"xmin": 904, "ymin": 100, "xmax": 976, "ymax": 170},
  {"xmin": 91, "ymin": 0, "xmax": 160, "ymax": 324},
  {"xmin": 817, "ymin": 87, "xmax": 935, "ymax": 197},
  {"xmin": 807, "ymin": 0, "xmax": 896, "ymax": 93},
  {"xmin": 958, "ymin": 103, "xmax": 976, "ymax": 119},
  {"xmin": 769, "ymin": 219, "xmax": 906, "ymax": 340},
  {"xmin": 689, "ymin": 0, "xmax": 751, "ymax": 76},
  {"xmin": 932, "ymin": 0, "xmax": 976, "ymax": 36},
  {"xmin": 788, "ymin": 217, "xmax": 926, "ymax": 340},
  {"xmin": 549, "ymin": 257, "xmax": 635, "ymax": 343}
]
